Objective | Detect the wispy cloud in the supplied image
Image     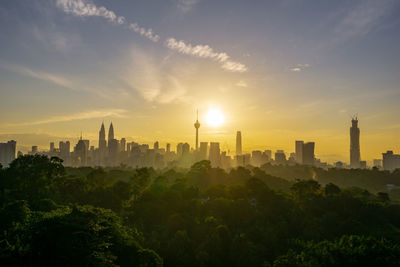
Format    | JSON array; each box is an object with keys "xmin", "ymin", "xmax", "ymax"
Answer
[
  {"xmin": 290, "ymin": 63, "xmax": 310, "ymax": 72},
  {"xmin": 334, "ymin": 0, "xmax": 396, "ymax": 42},
  {"xmin": 56, "ymin": 0, "xmax": 159, "ymax": 42},
  {"xmin": 1, "ymin": 63, "xmax": 74, "ymax": 89},
  {"xmin": 176, "ymin": 0, "xmax": 200, "ymax": 13},
  {"xmin": 56, "ymin": 0, "xmax": 125, "ymax": 24},
  {"xmin": 56, "ymin": 0, "xmax": 247, "ymax": 73},
  {"xmin": 129, "ymin": 23, "xmax": 159, "ymax": 42},
  {"xmin": 1, "ymin": 109, "xmax": 128, "ymax": 127},
  {"xmin": 165, "ymin": 38, "xmax": 247, "ymax": 72}
]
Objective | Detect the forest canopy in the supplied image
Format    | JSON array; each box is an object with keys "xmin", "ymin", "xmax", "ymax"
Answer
[{"xmin": 1, "ymin": 155, "xmax": 400, "ymax": 266}]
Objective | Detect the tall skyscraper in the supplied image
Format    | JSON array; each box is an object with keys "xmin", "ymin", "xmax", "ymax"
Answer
[
  {"xmin": 303, "ymin": 142, "xmax": 315, "ymax": 165},
  {"xmin": 108, "ymin": 122, "xmax": 114, "ymax": 145},
  {"xmin": 199, "ymin": 142, "xmax": 208, "ymax": 160},
  {"xmin": 236, "ymin": 131, "xmax": 242, "ymax": 155},
  {"xmin": 194, "ymin": 110, "xmax": 200, "ymax": 150},
  {"xmin": 74, "ymin": 136, "xmax": 87, "ymax": 166},
  {"xmin": 99, "ymin": 122, "xmax": 106, "ymax": 150},
  {"xmin": 0, "ymin": 140, "xmax": 16, "ymax": 166},
  {"xmin": 350, "ymin": 117, "xmax": 361, "ymax": 168},
  {"xmin": 295, "ymin": 140, "xmax": 304, "ymax": 163},
  {"xmin": 209, "ymin": 142, "xmax": 221, "ymax": 167}
]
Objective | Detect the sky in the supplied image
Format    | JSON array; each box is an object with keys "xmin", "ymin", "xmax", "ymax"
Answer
[{"xmin": 0, "ymin": 0, "xmax": 400, "ymax": 164}]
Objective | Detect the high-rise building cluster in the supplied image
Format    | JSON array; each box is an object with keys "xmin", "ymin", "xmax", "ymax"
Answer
[{"xmin": 0, "ymin": 116, "xmax": 398, "ymax": 171}]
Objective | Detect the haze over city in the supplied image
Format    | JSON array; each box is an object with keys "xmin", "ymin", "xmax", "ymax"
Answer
[{"xmin": 1, "ymin": 0, "xmax": 400, "ymax": 164}]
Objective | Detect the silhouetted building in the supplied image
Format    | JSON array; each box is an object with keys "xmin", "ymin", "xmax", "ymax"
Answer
[
  {"xmin": 154, "ymin": 141, "xmax": 159, "ymax": 150},
  {"xmin": 99, "ymin": 123, "xmax": 107, "ymax": 165},
  {"xmin": 275, "ymin": 150, "xmax": 286, "ymax": 164},
  {"xmin": 121, "ymin": 138, "xmax": 126, "ymax": 152},
  {"xmin": 194, "ymin": 110, "xmax": 200, "ymax": 150},
  {"xmin": 108, "ymin": 139, "xmax": 119, "ymax": 166},
  {"xmin": 335, "ymin": 161, "xmax": 344, "ymax": 169},
  {"xmin": 50, "ymin": 142, "xmax": 55, "ymax": 152},
  {"xmin": 166, "ymin": 143, "xmax": 171, "ymax": 153},
  {"xmin": 251, "ymin": 150, "xmax": 263, "ymax": 166},
  {"xmin": 59, "ymin": 141, "xmax": 71, "ymax": 165},
  {"xmin": 382, "ymin": 151, "xmax": 400, "ymax": 171},
  {"xmin": 295, "ymin": 140, "xmax": 304, "ymax": 163},
  {"xmin": 182, "ymin": 143, "xmax": 190, "ymax": 156},
  {"xmin": 209, "ymin": 142, "xmax": 221, "ymax": 167},
  {"xmin": 236, "ymin": 131, "xmax": 242, "ymax": 155},
  {"xmin": 74, "ymin": 137, "xmax": 87, "ymax": 166},
  {"xmin": 199, "ymin": 142, "xmax": 208, "ymax": 160},
  {"xmin": 303, "ymin": 142, "xmax": 315, "ymax": 165},
  {"xmin": 350, "ymin": 117, "xmax": 361, "ymax": 168},
  {"xmin": 31, "ymin": 146, "xmax": 38, "ymax": 154},
  {"xmin": 373, "ymin": 159, "xmax": 382, "ymax": 169},
  {"xmin": 0, "ymin": 140, "xmax": 16, "ymax": 166},
  {"xmin": 108, "ymin": 122, "xmax": 114, "ymax": 145},
  {"xmin": 264, "ymin": 150, "xmax": 272, "ymax": 160},
  {"xmin": 177, "ymin": 143, "xmax": 183, "ymax": 157}
]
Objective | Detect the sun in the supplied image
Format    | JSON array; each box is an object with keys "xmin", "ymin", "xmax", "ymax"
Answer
[{"xmin": 206, "ymin": 108, "xmax": 225, "ymax": 127}]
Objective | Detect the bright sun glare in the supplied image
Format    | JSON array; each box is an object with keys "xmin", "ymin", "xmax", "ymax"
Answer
[{"xmin": 206, "ymin": 109, "xmax": 225, "ymax": 127}]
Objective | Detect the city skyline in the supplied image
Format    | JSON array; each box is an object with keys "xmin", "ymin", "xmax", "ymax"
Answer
[{"xmin": 1, "ymin": 0, "xmax": 400, "ymax": 163}]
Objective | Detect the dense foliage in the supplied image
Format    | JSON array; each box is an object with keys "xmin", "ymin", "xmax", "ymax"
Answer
[{"xmin": 1, "ymin": 155, "xmax": 400, "ymax": 266}]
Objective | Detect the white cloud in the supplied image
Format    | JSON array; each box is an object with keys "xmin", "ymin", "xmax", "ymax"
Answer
[
  {"xmin": 290, "ymin": 63, "xmax": 311, "ymax": 72},
  {"xmin": 56, "ymin": 0, "xmax": 125, "ymax": 24},
  {"xmin": 56, "ymin": 0, "xmax": 159, "ymax": 42},
  {"xmin": 129, "ymin": 23, "xmax": 160, "ymax": 42},
  {"xmin": 165, "ymin": 38, "xmax": 247, "ymax": 72},
  {"xmin": 1, "ymin": 109, "xmax": 128, "ymax": 127}
]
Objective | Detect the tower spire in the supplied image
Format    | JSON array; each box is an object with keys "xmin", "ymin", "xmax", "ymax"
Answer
[{"xmin": 194, "ymin": 109, "xmax": 200, "ymax": 151}]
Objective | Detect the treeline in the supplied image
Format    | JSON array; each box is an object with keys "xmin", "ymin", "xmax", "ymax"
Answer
[
  {"xmin": 1, "ymin": 155, "xmax": 400, "ymax": 266},
  {"xmin": 260, "ymin": 163, "xmax": 400, "ymax": 198}
]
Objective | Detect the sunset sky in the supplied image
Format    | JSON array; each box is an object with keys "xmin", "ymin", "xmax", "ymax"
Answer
[{"xmin": 0, "ymin": 0, "xmax": 400, "ymax": 163}]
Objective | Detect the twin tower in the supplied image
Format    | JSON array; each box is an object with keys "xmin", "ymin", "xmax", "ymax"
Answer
[{"xmin": 99, "ymin": 122, "xmax": 114, "ymax": 151}]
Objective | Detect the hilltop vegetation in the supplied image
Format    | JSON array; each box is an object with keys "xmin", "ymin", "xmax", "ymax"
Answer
[{"xmin": 1, "ymin": 155, "xmax": 400, "ymax": 266}]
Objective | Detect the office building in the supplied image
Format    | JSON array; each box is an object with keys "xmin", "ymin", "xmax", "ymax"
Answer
[
  {"xmin": 0, "ymin": 140, "xmax": 16, "ymax": 166},
  {"xmin": 209, "ymin": 142, "xmax": 221, "ymax": 167},
  {"xmin": 295, "ymin": 140, "xmax": 304, "ymax": 163},
  {"xmin": 350, "ymin": 117, "xmax": 361, "ymax": 168},
  {"xmin": 382, "ymin": 151, "xmax": 400, "ymax": 171},
  {"xmin": 275, "ymin": 150, "xmax": 286, "ymax": 164},
  {"xmin": 236, "ymin": 131, "xmax": 242, "ymax": 155},
  {"xmin": 303, "ymin": 142, "xmax": 315, "ymax": 165}
]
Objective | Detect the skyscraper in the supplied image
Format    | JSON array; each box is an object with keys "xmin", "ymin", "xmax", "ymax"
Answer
[
  {"xmin": 199, "ymin": 142, "xmax": 208, "ymax": 160},
  {"xmin": 120, "ymin": 138, "xmax": 126, "ymax": 152},
  {"xmin": 350, "ymin": 117, "xmax": 361, "ymax": 168},
  {"xmin": 99, "ymin": 122, "xmax": 106, "ymax": 150},
  {"xmin": 194, "ymin": 110, "xmax": 200, "ymax": 150},
  {"xmin": 209, "ymin": 142, "xmax": 221, "ymax": 167},
  {"xmin": 108, "ymin": 122, "xmax": 114, "ymax": 145},
  {"xmin": 236, "ymin": 131, "xmax": 242, "ymax": 155},
  {"xmin": 295, "ymin": 140, "xmax": 304, "ymax": 163},
  {"xmin": 0, "ymin": 140, "xmax": 16, "ymax": 166},
  {"xmin": 303, "ymin": 142, "xmax": 315, "ymax": 165}
]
